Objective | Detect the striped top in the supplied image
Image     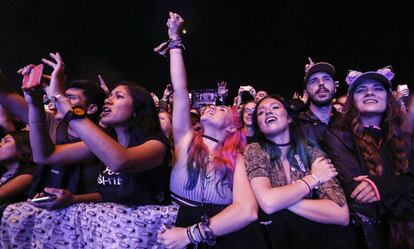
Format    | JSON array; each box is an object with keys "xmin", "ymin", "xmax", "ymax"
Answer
[{"xmin": 170, "ymin": 154, "xmax": 233, "ymax": 206}]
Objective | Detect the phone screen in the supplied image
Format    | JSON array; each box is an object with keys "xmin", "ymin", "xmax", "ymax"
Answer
[
  {"xmin": 22, "ymin": 64, "xmax": 44, "ymax": 89},
  {"xmin": 30, "ymin": 195, "xmax": 56, "ymax": 203},
  {"xmin": 398, "ymin": 84, "xmax": 409, "ymax": 92}
]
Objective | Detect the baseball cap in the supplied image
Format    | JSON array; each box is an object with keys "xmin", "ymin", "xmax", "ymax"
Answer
[{"xmin": 303, "ymin": 57, "xmax": 336, "ymax": 86}]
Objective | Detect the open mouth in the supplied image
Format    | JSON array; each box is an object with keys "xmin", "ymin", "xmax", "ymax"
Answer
[
  {"xmin": 316, "ymin": 88, "xmax": 329, "ymax": 95},
  {"xmin": 363, "ymin": 99, "xmax": 378, "ymax": 104},
  {"xmin": 100, "ymin": 106, "xmax": 111, "ymax": 117},
  {"xmin": 265, "ymin": 117, "xmax": 277, "ymax": 124}
]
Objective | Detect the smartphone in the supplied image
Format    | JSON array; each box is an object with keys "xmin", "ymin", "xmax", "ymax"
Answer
[
  {"xmin": 30, "ymin": 195, "xmax": 56, "ymax": 203},
  {"xmin": 22, "ymin": 64, "xmax": 44, "ymax": 89}
]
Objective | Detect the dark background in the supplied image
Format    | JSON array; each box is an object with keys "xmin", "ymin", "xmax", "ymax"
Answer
[{"xmin": 0, "ymin": 0, "xmax": 413, "ymax": 99}]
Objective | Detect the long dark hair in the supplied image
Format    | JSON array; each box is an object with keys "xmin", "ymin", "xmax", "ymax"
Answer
[
  {"xmin": 252, "ymin": 95, "xmax": 317, "ymax": 171},
  {"xmin": 105, "ymin": 83, "xmax": 166, "ymax": 204},
  {"xmin": 338, "ymin": 83, "xmax": 413, "ymax": 248},
  {"xmin": 108, "ymin": 83, "xmax": 162, "ymax": 147}
]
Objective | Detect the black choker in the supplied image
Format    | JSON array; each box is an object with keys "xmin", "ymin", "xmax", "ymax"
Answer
[
  {"xmin": 202, "ymin": 135, "xmax": 222, "ymax": 144},
  {"xmin": 274, "ymin": 142, "xmax": 291, "ymax": 147}
]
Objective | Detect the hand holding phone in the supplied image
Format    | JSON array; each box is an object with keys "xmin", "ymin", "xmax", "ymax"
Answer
[
  {"xmin": 22, "ymin": 64, "xmax": 44, "ymax": 90},
  {"xmin": 30, "ymin": 195, "xmax": 56, "ymax": 203},
  {"xmin": 397, "ymin": 84, "xmax": 409, "ymax": 96}
]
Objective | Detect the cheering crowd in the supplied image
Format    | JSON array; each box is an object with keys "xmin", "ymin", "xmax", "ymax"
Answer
[{"xmin": 0, "ymin": 12, "xmax": 413, "ymax": 249}]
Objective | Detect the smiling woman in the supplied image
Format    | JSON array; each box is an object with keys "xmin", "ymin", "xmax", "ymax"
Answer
[
  {"xmin": 244, "ymin": 94, "xmax": 349, "ymax": 249},
  {"xmin": 319, "ymin": 68, "xmax": 414, "ymax": 249}
]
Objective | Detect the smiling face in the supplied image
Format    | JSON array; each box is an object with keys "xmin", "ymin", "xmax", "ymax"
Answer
[
  {"xmin": 243, "ymin": 102, "xmax": 256, "ymax": 127},
  {"xmin": 256, "ymin": 97, "xmax": 291, "ymax": 137},
  {"xmin": 353, "ymin": 80, "xmax": 387, "ymax": 116},
  {"xmin": 0, "ymin": 134, "xmax": 17, "ymax": 163},
  {"xmin": 306, "ymin": 71, "xmax": 336, "ymax": 106},
  {"xmin": 100, "ymin": 85, "xmax": 134, "ymax": 127}
]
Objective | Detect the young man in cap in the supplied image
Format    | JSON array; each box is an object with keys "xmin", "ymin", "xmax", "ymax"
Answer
[{"xmin": 298, "ymin": 57, "xmax": 339, "ymax": 143}]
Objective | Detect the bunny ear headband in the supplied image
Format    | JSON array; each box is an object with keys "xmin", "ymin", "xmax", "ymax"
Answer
[
  {"xmin": 345, "ymin": 66, "xmax": 394, "ymax": 93},
  {"xmin": 345, "ymin": 66, "xmax": 395, "ymax": 86}
]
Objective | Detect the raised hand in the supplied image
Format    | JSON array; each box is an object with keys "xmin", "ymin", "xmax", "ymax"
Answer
[
  {"xmin": 299, "ymin": 90, "xmax": 309, "ymax": 103},
  {"xmin": 167, "ymin": 12, "xmax": 184, "ymax": 40},
  {"xmin": 41, "ymin": 52, "xmax": 66, "ymax": 96},
  {"xmin": 98, "ymin": 74, "xmax": 110, "ymax": 95},
  {"xmin": 163, "ymin": 84, "xmax": 173, "ymax": 100},
  {"xmin": 217, "ymin": 81, "xmax": 229, "ymax": 97}
]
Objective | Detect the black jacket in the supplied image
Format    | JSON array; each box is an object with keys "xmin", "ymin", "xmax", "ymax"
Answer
[
  {"xmin": 319, "ymin": 127, "xmax": 414, "ymax": 221},
  {"xmin": 298, "ymin": 108, "xmax": 340, "ymax": 143}
]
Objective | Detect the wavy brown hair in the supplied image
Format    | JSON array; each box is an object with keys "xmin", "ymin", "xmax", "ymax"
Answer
[
  {"xmin": 338, "ymin": 84, "xmax": 414, "ymax": 248},
  {"xmin": 337, "ymin": 87, "xmax": 408, "ymax": 176}
]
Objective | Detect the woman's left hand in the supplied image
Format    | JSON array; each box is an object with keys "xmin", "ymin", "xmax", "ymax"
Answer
[
  {"xmin": 351, "ymin": 176, "xmax": 379, "ymax": 203},
  {"xmin": 157, "ymin": 226, "xmax": 190, "ymax": 249},
  {"xmin": 167, "ymin": 12, "xmax": 184, "ymax": 40}
]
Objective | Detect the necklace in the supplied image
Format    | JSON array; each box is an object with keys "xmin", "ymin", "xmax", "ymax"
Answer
[
  {"xmin": 202, "ymin": 134, "xmax": 222, "ymax": 145},
  {"xmin": 0, "ymin": 172, "xmax": 14, "ymax": 186},
  {"xmin": 274, "ymin": 142, "xmax": 291, "ymax": 147}
]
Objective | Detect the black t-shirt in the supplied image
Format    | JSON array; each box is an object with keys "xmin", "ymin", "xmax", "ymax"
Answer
[{"xmin": 97, "ymin": 131, "xmax": 171, "ymax": 206}]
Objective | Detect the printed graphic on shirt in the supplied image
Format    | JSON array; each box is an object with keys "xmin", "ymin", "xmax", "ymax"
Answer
[{"xmin": 97, "ymin": 166, "xmax": 123, "ymax": 186}]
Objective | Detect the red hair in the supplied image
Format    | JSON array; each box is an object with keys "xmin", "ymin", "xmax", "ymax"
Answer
[{"xmin": 186, "ymin": 106, "xmax": 245, "ymax": 194}]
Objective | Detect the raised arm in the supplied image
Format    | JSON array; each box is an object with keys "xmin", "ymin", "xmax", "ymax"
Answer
[
  {"xmin": 41, "ymin": 53, "xmax": 166, "ymax": 172},
  {"xmin": 0, "ymin": 69, "xmax": 29, "ymax": 123},
  {"xmin": 0, "ymin": 105, "xmax": 16, "ymax": 132},
  {"xmin": 23, "ymin": 76, "xmax": 92, "ymax": 166},
  {"xmin": 167, "ymin": 12, "xmax": 193, "ymax": 150},
  {"xmin": 18, "ymin": 54, "xmax": 92, "ymax": 166}
]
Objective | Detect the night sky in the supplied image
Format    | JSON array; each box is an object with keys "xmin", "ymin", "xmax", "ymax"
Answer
[{"xmin": 1, "ymin": 0, "xmax": 413, "ymax": 99}]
